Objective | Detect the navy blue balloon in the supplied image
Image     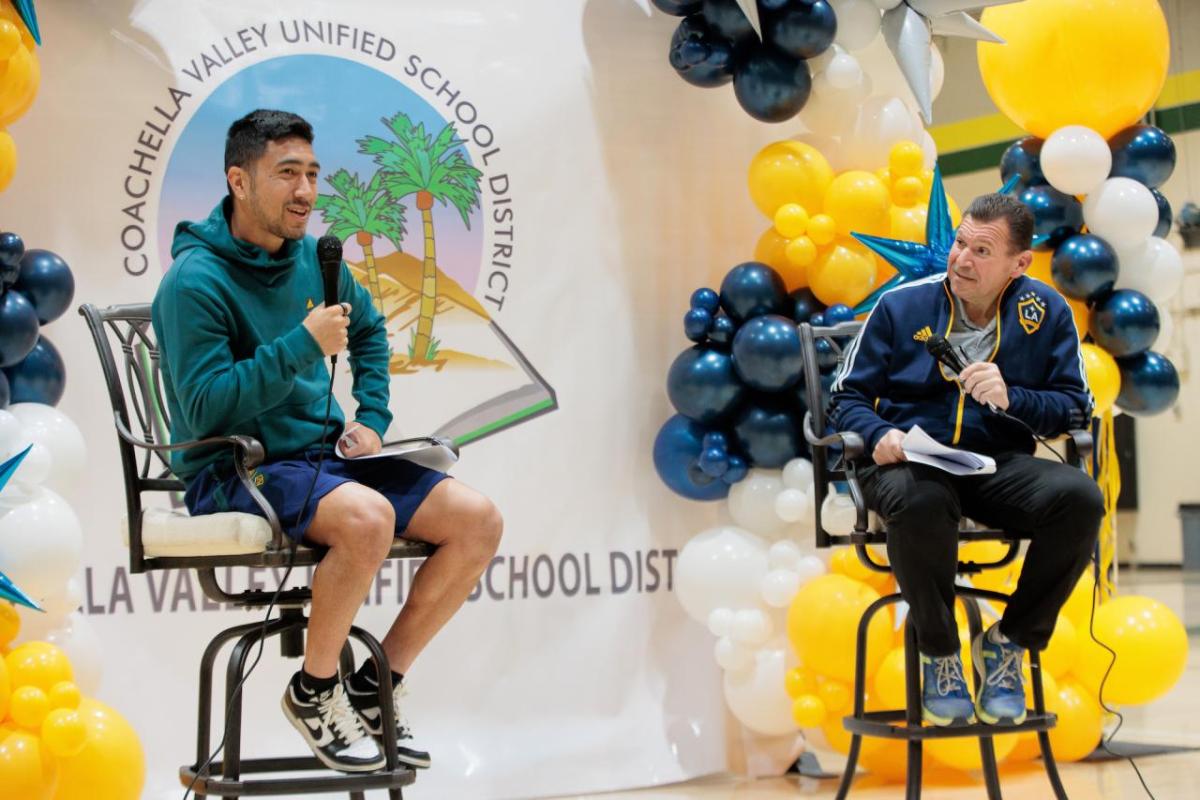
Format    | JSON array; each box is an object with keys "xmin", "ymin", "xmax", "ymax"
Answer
[
  {"xmin": 733, "ymin": 46, "xmax": 811, "ymax": 123},
  {"xmin": 763, "ymin": 1, "xmax": 837, "ymax": 60},
  {"xmin": 809, "ymin": 312, "xmax": 826, "ymax": 327},
  {"xmin": 690, "ymin": 286, "xmax": 720, "ymax": 311},
  {"xmin": 0, "ymin": 371, "xmax": 8, "ymax": 408},
  {"xmin": 731, "ymin": 314, "xmax": 803, "ymax": 391},
  {"xmin": 708, "ymin": 312, "xmax": 736, "ymax": 345},
  {"xmin": 1090, "ymin": 289, "xmax": 1160, "ymax": 357},
  {"xmin": 1116, "ymin": 350, "xmax": 1179, "ymax": 416},
  {"xmin": 824, "ymin": 303, "xmax": 855, "ymax": 325},
  {"xmin": 720, "ymin": 261, "xmax": 788, "ymax": 322},
  {"xmin": 669, "ymin": 14, "xmax": 735, "ymax": 88},
  {"xmin": 653, "ymin": 414, "xmax": 731, "ymax": 500},
  {"xmin": 667, "ymin": 345, "xmax": 746, "ymax": 423},
  {"xmin": 684, "ymin": 308, "xmax": 713, "ymax": 342},
  {"xmin": 652, "ymin": 0, "xmax": 702, "ymax": 14},
  {"xmin": 14, "ymin": 249, "xmax": 75, "ymax": 325},
  {"xmin": 732, "ymin": 400, "xmax": 804, "ymax": 468},
  {"xmin": 1109, "ymin": 124, "xmax": 1176, "ymax": 189},
  {"xmin": 1000, "ymin": 137, "xmax": 1045, "ymax": 190},
  {"xmin": 0, "ymin": 232, "xmax": 23, "ymax": 286},
  {"xmin": 1051, "ymin": 234, "xmax": 1117, "ymax": 302},
  {"xmin": 789, "ymin": 287, "xmax": 824, "ymax": 324},
  {"xmin": 0, "ymin": 289, "xmax": 39, "ymax": 367},
  {"xmin": 1150, "ymin": 188, "xmax": 1172, "ymax": 238},
  {"xmin": 813, "ymin": 337, "xmax": 839, "ymax": 371},
  {"xmin": 1018, "ymin": 184, "xmax": 1083, "ymax": 249},
  {"xmin": 4, "ymin": 335, "xmax": 66, "ymax": 406},
  {"xmin": 701, "ymin": 0, "xmax": 757, "ymax": 46}
]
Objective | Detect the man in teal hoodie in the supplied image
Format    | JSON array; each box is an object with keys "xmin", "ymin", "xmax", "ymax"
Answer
[{"xmin": 152, "ymin": 110, "xmax": 503, "ymax": 773}]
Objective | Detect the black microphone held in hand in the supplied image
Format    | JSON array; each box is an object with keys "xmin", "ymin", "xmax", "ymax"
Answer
[
  {"xmin": 316, "ymin": 234, "xmax": 343, "ymax": 365},
  {"xmin": 925, "ymin": 333, "xmax": 1000, "ymax": 414}
]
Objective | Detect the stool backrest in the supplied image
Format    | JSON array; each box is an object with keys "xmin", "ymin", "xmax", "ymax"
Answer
[{"xmin": 78, "ymin": 303, "xmax": 179, "ymax": 572}]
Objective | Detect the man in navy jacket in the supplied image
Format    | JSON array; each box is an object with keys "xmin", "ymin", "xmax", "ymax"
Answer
[{"xmin": 828, "ymin": 193, "xmax": 1103, "ymax": 727}]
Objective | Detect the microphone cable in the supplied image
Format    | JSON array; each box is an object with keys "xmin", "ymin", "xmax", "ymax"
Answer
[{"xmin": 184, "ymin": 363, "xmax": 338, "ymax": 799}]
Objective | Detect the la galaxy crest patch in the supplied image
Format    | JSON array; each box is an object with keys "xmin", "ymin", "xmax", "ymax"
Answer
[{"xmin": 1017, "ymin": 291, "xmax": 1046, "ymax": 334}]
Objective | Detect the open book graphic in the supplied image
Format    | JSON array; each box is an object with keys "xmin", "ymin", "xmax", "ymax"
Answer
[
  {"xmin": 902, "ymin": 425, "xmax": 996, "ymax": 476},
  {"xmin": 338, "ymin": 252, "xmax": 557, "ymax": 447}
]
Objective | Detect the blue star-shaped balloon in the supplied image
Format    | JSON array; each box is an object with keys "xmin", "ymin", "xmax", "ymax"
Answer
[
  {"xmin": 12, "ymin": 1, "xmax": 40, "ymax": 46},
  {"xmin": 0, "ymin": 444, "xmax": 42, "ymax": 611},
  {"xmin": 850, "ymin": 164, "xmax": 956, "ymax": 315}
]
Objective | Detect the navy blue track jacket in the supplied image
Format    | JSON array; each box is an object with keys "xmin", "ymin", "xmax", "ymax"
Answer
[{"xmin": 827, "ymin": 273, "xmax": 1093, "ymax": 457}]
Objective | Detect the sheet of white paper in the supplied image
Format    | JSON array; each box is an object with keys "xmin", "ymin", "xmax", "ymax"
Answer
[
  {"xmin": 335, "ymin": 436, "xmax": 460, "ymax": 473},
  {"xmin": 901, "ymin": 425, "xmax": 996, "ymax": 476}
]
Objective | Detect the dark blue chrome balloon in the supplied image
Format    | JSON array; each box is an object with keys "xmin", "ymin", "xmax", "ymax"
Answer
[
  {"xmin": 652, "ymin": 414, "xmax": 731, "ymax": 501},
  {"xmin": 708, "ymin": 312, "xmax": 737, "ymax": 345},
  {"xmin": 1090, "ymin": 289, "xmax": 1160, "ymax": 357},
  {"xmin": 732, "ymin": 399, "xmax": 804, "ymax": 468},
  {"xmin": 3, "ymin": 335, "xmax": 66, "ymax": 406},
  {"xmin": 1000, "ymin": 137, "xmax": 1046, "ymax": 190},
  {"xmin": 652, "ymin": 0, "xmax": 702, "ymax": 15},
  {"xmin": 14, "ymin": 249, "xmax": 75, "ymax": 325},
  {"xmin": 733, "ymin": 46, "xmax": 812, "ymax": 123},
  {"xmin": 667, "ymin": 345, "xmax": 746, "ymax": 423},
  {"xmin": 720, "ymin": 261, "xmax": 788, "ymax": 323},
  {"xmin": 701, "ymin": 0, "xmax": 757, "ymax": 46},
  {"xmin": 669, "ymin": 14, "xmax": 735, "ymax": 88},
  {"xmin": 1109, "ymin": 124, "xmax": 1176, "ymax": 189},
  {"xmin": 0, "ymin": 289, "xmax": 39, "ymax": 367},
  {"xmin": 813, "ymin": 337, "xmax": 839, "ymax": 371},
  {"xmin": 809, "ymin": 312, "xmax": 826, "ymax": 327},
  {"xmin": 824, "ymin": 303, "xmax": 855, "ymax": 325},
  {"xmin": 1050, "ymin": 234, "xmax": 1117, "ymax": 302},
  {"xmin": 1018, "ymin": 184, "xmax": 1083, "ymax": 250},
  {"xmin": 1116, "ymin": 350, "xmax": 1179, "ymax": 416},
  {"xmin": 690, "ymin": 286, "xmax": 720, "ymax": 312},
  {"xmin": 684, "ymin": 307, "xmax": 713, "ymax": 342},
  {"xmin": 1150, "ymin": 188, "xmax": 1172, "ymax": 238},
  {"xmin": 0, "ymin": 371, "xmax": 8, "ymax": 408},
  {"xmin": 763, "ymin": 0, "xmax": 837, "ymax": 60},
  {"xmin": 789, "ymin": 287, "xmax": 824, "ymax": 324},
  {"xmin": 0, "ymin": 232, "xmax": 23, "ymax": 286},
  {"xmin": 731, "ymin": 314, "xmax": 803, "ymax": 391}
]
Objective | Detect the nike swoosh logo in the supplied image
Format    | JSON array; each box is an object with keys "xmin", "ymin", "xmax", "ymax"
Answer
[
  {"xmin": 359, "ymin": 706, "xmax": 381, "ymax": 722},
  {"xmin": 302, "ymin": 716, "xmax": 336, "ymax": 747}
]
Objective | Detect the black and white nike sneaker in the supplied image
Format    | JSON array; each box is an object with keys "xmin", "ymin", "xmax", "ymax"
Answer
[
  {"xmin": 281, "ymin": 679, "xmax": 385, "ymax": 773},
  {"xmin": 345, "ymin": 672, "xmax": 432, "ymax": 769}
]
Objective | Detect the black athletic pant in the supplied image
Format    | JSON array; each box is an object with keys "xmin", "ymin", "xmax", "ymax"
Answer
[{"xmin": 859, "ymin": 452, "xmax": 1104, "ymax": 656}]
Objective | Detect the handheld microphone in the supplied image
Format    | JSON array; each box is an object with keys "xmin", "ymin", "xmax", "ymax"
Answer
[
  {"xmin": 316, "ymin": 235, "xmax": 343, "ymax": 366},
  {"xmin": 925, "ymin": 334, "xmax": 1000, "ymax": 414}
]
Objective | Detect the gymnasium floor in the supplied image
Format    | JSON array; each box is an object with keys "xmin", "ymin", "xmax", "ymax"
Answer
[{"xmin": 567, "ymin": 570, "xmax": 1200, "ymax": 800}]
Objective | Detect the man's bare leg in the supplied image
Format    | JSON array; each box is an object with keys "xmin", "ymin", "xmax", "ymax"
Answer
[{"xmin": 378, "ymin": 479, "xmax": 503, "ymax": 674}]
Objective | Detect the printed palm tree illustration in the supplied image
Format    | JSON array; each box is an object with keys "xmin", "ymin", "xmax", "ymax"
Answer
[
  {"xmin": 359, "ymin": 112, "xmax": 482, "ymax": 363},
  {"xmin": 314, "ymin": 168, "xmax": 406, "ymax": 314}
]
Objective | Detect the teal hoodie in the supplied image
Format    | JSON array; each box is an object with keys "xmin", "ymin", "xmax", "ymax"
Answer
[{"xmin": 151, "ymin": 198, "xmax": 392, "ymax": 482}]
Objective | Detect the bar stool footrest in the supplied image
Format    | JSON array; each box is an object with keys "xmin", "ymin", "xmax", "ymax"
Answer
[
  {"xmin": 180, "ymin": 756, "xmax": 417, "ymax": 796},
  {"xmin": 843, "ymin": 710, "xmax": 1057, "ymax": 740}
]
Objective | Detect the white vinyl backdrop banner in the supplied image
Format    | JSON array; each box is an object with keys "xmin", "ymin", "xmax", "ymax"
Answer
[{"xmin": 0, "ymin": 1, "xmax": 787, "ymax": 797}]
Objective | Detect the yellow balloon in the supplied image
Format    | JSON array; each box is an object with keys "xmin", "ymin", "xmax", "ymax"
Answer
[
  {"xmin": 0, "ymin": 657, "xmax": 8, "ymax": 721},
  {"xmin": 1047, "ymin": 679, "xmax": 1103, "ymax": 762},
  {"xmin": 948, "ymin": 195, "xmax": 962, "ymax": 227},
  {"xmin": 0, "ymin": 4, "xmax": 34, "ymax": 50},
  {"xmin": 748, "ymin": 140, "xmax": 834, "ymax": 219},
  {"xmin": 41, "ymin": 709, "xmax": 87, "ymax": 759},
  {"xmin": 1074, "ymin": 595, "xmax": 1188, "ymax": 706},
  {"xmin": 972, "ymin": 555, "xmax": 1023, "ymax": 597},
  {"xmin": 889, "ymin": 141, "xmax": 924, "ymax": 179},
  {"xmin": 0, "ymin": 41, "xmax": 36, "ymax": 127},
  {"xmin": 5, "ymin": 643, "xmax": 72, "ymax": 692},
  {"xmin": 51, "ymin": 698, "xmax": 146, "ymax": 800},
  {"xmin": 1010, "ymin": 670, "xmax": 1060, "ymax": 762},
  {"xmin": 0, "ymin": 603, "xmax": 18, "ymax": 649},
  {"xmin": 928, "ymin": 729, "xmax": 1018, "ymax": 771},
  {"xmin": 958, "ymin": 540, "xmax": 1010, "ymax": 567},
  {"xmin": 784, "ymin": 236, "xmax": 817, "ymax": 273},
  {"xmin": 753, "ymin": 226, "xmax": 807, "ymax": 289},
  {"xmin": 1080, "ymin": 343, "xmax": 1119, "ymax": 415},
  {"xmin": 979, "ymin": 0, "xmax": 1169, "ymax": 139},
  {"xmin": 8, "ymin": 685, "xmax": 48, "ymax": 729},
  {"xmin": 807, "ymin": 213, "xmax": 837, "ymax": 246},
  {"xmin": 47, "ymin": 682, "xmax": 80, "ymax": 711},
  {"xmin": 0, "ymin": 130, "xmax": 15, "ymax": 192},
  {"xmin": 816, "ymin": 676, "xmax": 852, "ymax": 715},
  {"xmin": 1060, "ymin": 570, "xmax": 1096, "ymax": 632},
  {"xmin": 0, "ymin": 20, "xmax": 18, "ymax": 60},
  {"xmin": 1040, "ymin": 615, "xmax": 1079, "ymax": 679},
  {"xmin": 787, "ymin": 574, "xmax": 892, "ymax": 681},
  {"xmin": 809, "ymin": 237, "xmax": 876, "ymax": 308},
  {"xmin": 892, "ymin": 176, "xmax": 923, "ymax": 208},
  {"xmin": 890, "ymin": 203, "xmax": 927, "ymax": 243},
  {"xmin": 859, "ymin": 737, "xmax": 915, "ymax": 783},
  {"xmin": 824, "ymin": 171, "xmax": 891, "ymax": 238},
  {"xmin": 785, "ymin": 666, "xmax": 818, "ymax": 699},
  {"xmin": 774, "ymin": 203, "xmax": 810, "ymax": 239},
  {"xmin": 792, "ymin": 694, "xmax": 827, "ymax": 728},
  {"xmin": 872, "ymin": 647, "xmax": 908, "ymax": 710},
  {"xmin": 0, "ymin": 729, "xmax": 56, "ymax": 800}
]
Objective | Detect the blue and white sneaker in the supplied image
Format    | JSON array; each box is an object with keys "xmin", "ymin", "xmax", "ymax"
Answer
[
  {"xmin": 972, "ymin": 624, "xmax": 1027, "ymax": 725},
  {"xmin": 920, "ymin": 653, "xmax": 976, "ymax": 726}
]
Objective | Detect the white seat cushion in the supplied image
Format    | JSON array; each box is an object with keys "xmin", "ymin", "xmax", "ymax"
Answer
[{"xmin": 122, "ymin": 507, "xmax": 273, "ymax": 557}]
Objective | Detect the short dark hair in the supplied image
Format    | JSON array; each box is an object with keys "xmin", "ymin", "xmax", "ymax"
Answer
[
  {"xmin": 224, "ymin": 109, "xmax": 313, "ymax": 191},
  {"xmin": 963, "ymin": 193, "xmax": 1034, "ymax": 253}
]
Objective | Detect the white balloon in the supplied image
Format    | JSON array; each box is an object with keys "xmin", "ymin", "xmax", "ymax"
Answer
[
  {"xmin": 707, "ymin": 607, "xmax": 734, "ymax": 638},
  {"xmin": 761, "ymin": 568, "xmax": 802, "ymax": 608},
  {"xmin": 732, "ymin": 608, "xmax": 774, "ymax": 646},
  {"xmin": 831, "ymin": 0, "xmax": 882, "ymax": 51},
  {"xmin": 13, "ymin": 441, "xmax": 52, "ymax": 487},
  {"xmin": 723, "ymin": 644, "xmax": 798, "ymax": 735},
  {"xmin": 0, "ymin": 410, "xmax": 22, "ymax": 455},
  {"xmin": 873, "ymin": 0, "xmax": 903, "ymax": 9},
  {"xmin": 920, "ymin": 130, "xmax": 938, "ymax": 170},
  {"xmin": 0, "ymin": 486, "xmax": 83, "ymax": 605},
  {"xmin": 781, "ymin": 458, "xmax": 814, "ymax": 491},
  {"xmin": 14, "ymin": 606, "xmax": 69, "ymax": 644},
  {"xmin": 846, "ymin": 95, "xmax": 917, "ymax": 170},
  {"xmin": 675, "ymin": 526, "xmax": 770, "ymax": 623},
  {"xmin": 774, "ymin": 488, "xmax": 811, "ymax": 523},
  {"xmin": 768, "ymin": 539, "xmax": 803, "ymax": 570},
  {"xmin": 39, "ymin": 576, "xmax": 83, "ymax": 616},
  {"xmin": 821, "ymin": 491, "xmax": 859, "ymax": 536},
  {"xmin": 929, "ymin": 44, "xmax": 944, "ymax": 101},
  {"xmin": 795, "ymin": 554, "xmax": 828, "ymax": 584},
  {"xmin": 1083, "ymin": 178, "xmax": 1159, "ymax": 249},
  {"xmin": 1041, "ymin": 126, "xmax": 1112, "ymax": 196},
  {"xmin": 7, "ymin": 404, "xmax": 87, "ymax": 489},
  {"xmin": 807, "ymin": 42, "xmax": 843, "ymax": 77},
  {"xmin": 715, "ymin": 636, "xmax": 754, "ymax": 673},
  {"xmin": 728, "ymin": 469, "xmax": 787, "ymax": 537},
  {"xmin": 1115, "ymin": 236, "xmax": 1183, "ymax": 303},
  {"xmin": 825, "ymin": 53, "xmax": 864, "ymax": 90},
  {"xmin": 1156, "ymin": 304, "xmax": 1175, "ymax": 350}
]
